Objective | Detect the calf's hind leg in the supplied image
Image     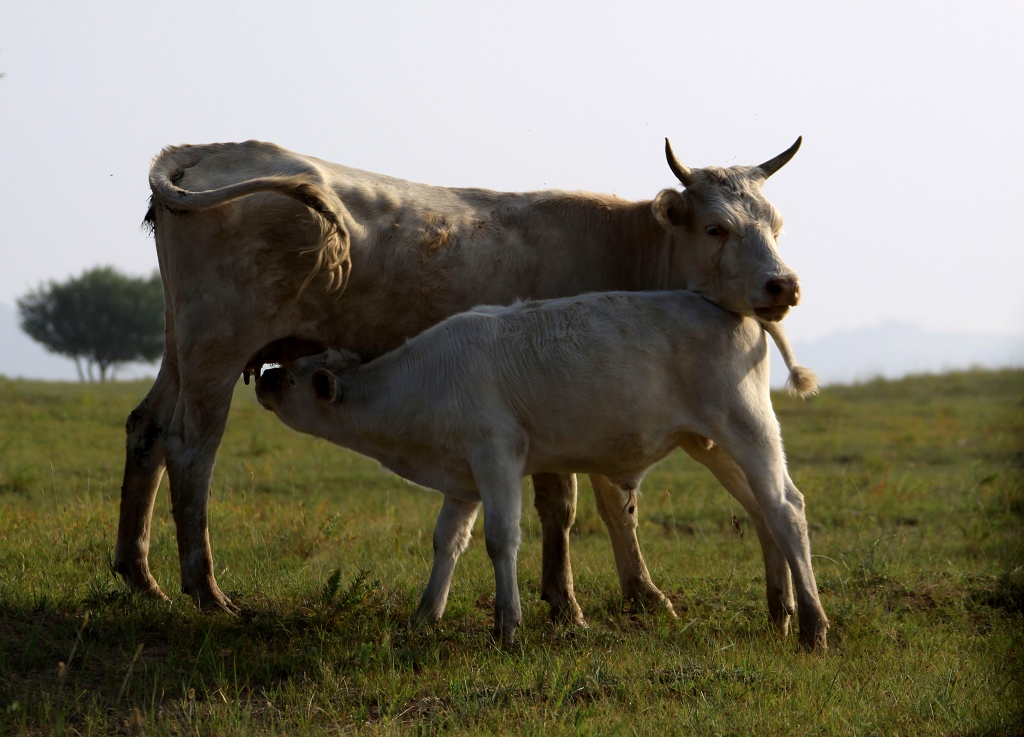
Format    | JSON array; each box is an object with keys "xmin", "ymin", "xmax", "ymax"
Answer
[{"xmin": 469, "ymin": 444, "xmax": 526, "ymax": 648}]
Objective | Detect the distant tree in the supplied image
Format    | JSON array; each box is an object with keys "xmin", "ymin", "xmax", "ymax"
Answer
[{"xmin": 17, "ymin": 267, "xmax": 164, "ymax": 382}]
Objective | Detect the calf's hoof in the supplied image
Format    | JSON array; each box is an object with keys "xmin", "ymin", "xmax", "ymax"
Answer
[
  {"xmin": 493, "ymin": 625, "xmax": 519, "ymax": 650},
  {"xmin": 411, "ymin": 602, "xmax": 444, "ymax": 625}
]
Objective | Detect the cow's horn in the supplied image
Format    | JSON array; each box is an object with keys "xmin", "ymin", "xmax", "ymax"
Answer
[
  {"xmin": 664, "ymin": 138, "xmax": 694, "ymax": 187},
  {"xmin": 757, "ymin": 137, "xmax": 802, "ymax": 179}
]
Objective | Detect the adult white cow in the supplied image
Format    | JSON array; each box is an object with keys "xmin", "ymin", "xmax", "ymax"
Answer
[
  {"xmin": 254, "ymin": 290, "xmax": 829, "ymax": 650},
  {"xmin": 115, "ymin": 138, "xmax": 809, "ymax": 627}
]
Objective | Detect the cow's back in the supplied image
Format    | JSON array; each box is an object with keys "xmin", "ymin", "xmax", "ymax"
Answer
[
  {"xmin": 150, "ymin": 140, "xmax": 661, "ymax": 370},
  {"xmin": 301, "ymin": 167, "xmax": 658, "ymax": 360}
]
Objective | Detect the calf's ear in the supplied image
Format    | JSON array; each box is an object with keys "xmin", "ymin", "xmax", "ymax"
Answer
[
  {"xmin": 312, "ymin": 369, "xmax": 338, "ymax": 402},
  {"xmin": 652, "ymin": 189, "xmax": 690, "ymax": 230}
]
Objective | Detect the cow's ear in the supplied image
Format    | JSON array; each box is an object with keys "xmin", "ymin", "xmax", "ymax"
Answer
[
  {"xmin": 652, "ymin": 189, "xmax": 690, "ymax": 230},
  {"xmin": 312, "ymin": 369, "xmax": 338, "ymax": 402}
]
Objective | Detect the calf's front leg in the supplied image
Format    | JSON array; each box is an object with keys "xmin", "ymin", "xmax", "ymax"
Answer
[
  {"xmin": 677, "ymin": 434, "xmax": 795, "ymax": 635},
  {"xmin": 727, "ymin": 443, "xmax": 828, "ymax": 650}
]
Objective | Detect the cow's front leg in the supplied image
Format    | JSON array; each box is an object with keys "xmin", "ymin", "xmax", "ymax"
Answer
[
  {"xmin": 531, "ymin": 473, "xmax": 586, "ymax": 626},
  {"xmin": 164, "ymin": 371, "xmax": 238, "ymax": 612},
  {"xmin": 114, "ymin": 359, "xmax": 179, "ymax": 600},
  {"xmin": 414, "ymin": 496, "xmax": 480, "ymax": 622},
  {"xmin": 590, "ymin": 474, "xmax": 676, "ymax": 617},
  {"xmin": 678, "ymin": 434, "xmax": 795, "ymax": 635}
]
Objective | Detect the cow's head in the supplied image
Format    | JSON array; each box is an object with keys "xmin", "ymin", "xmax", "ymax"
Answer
[
  {"xmin": 255, "ymin": 349, "xmax": 361, "ymax": 436},
  {"xmin": 651, "ymin": 138, "xmax": 802, "ymax": 322}
]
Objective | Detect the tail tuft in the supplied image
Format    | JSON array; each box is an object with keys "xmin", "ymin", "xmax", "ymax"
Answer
[{"xmin": 785, "ymin": 365, "xmax": 820, "ymax": 398}]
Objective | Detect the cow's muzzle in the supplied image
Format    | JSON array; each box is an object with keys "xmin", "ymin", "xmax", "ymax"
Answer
[
  {"xmin": 766, "ymin": 275, "xmax": 800, "ymax": 305},
  {"xmin": 757, "ymin": 275, "xmax": 800, "ymax": 321},
  {"xmin": 754, "ymin": 305, "xmax": 791, "ymax": 322}
]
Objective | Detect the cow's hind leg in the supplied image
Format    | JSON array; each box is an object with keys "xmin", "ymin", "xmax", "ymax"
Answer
[
  {"xmin": 590, "ymin": 474, "xmax": 676, "ymax": 617},
  {"xmin": 164, "ymin": 369, "xmax": 238, "ymax": 611},
  {"xmin": 531, "ymin": 473, "xmax": 586, "ymax": 626},
  {"xmin": 677, "ymin": 434, "xmax": 795, "ymax": 635},
  {"xmin": 414, "ymin": 496, "xmax": 480, "ymax": 622},
  {"xmin": 114, "ymin": 359, "xmax": 179, "ymax": 599}
]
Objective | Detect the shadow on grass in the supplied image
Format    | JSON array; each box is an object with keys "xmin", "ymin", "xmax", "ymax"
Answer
[{"xmin": 0, "ymin": 569, "xmax": 486, "ymax": 733}]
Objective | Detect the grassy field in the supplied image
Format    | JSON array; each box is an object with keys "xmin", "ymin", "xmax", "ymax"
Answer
[{"xmin": 0, "ymin": 369, "xmax": 1021, "ymax": 735}]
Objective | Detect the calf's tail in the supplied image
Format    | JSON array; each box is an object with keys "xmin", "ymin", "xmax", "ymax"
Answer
[{"xmin": 762, "ymin": 321, "xmax": 819, "ymax": 398}]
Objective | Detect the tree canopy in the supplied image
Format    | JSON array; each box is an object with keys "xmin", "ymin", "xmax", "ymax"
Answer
[{"xmin": 17, "ymin": 266, "xmax": 164, "ymax": 382}]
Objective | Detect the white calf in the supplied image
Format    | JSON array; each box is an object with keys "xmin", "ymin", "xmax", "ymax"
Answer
[{"xmin": 255, "ymin": 290, "xmax": 828, "ymax": 649}]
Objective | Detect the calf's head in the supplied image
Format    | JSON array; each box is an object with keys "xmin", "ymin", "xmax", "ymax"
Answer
[
  {"xmin": 652, "ymin": 138, "xmax": 802, "ymax": 322},
  {"xmin": 255, "ymin": 349, "xmax": 361, "ymax": 436}
]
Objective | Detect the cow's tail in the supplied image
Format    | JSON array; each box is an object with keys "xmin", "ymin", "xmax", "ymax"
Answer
[
  {"xmin": 762, "ymin": 321, "xmax": 819, "ymax": 398},
  {"xmin": 148, "ymin": 144, "xmax": 352, "ymax": 293}
]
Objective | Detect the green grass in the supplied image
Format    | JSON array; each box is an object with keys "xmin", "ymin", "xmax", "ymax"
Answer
[{"xmin": 0, "ymin": 370, "xmax": 1021, "ymax": 735}]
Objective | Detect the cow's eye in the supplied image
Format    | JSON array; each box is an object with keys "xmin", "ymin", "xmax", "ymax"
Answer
[{"xmin": 706, "ymin": 224, "xmax": 726, "ymax": 238}]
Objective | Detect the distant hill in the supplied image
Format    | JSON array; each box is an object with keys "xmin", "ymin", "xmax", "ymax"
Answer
[
  {"xmin": 769, "ymin": 320, "xmax": 1024, "ymax": 388},
  {"xmin": 2, "ymin": 301, "xmax": 1022, "ymax": 386}
]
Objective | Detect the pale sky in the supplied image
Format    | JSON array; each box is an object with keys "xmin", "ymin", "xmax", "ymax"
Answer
[{"xmin": 2, "ymin": 0, "xmax": 1022, "ymax": 354}]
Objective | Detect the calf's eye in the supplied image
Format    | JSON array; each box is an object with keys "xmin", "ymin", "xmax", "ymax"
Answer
[{"xmin": 706, "ymin": 224, "xmax": 726, "ymax": 238}]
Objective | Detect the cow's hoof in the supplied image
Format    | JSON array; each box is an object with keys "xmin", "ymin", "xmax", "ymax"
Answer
[
  {"xmin": 625, "ymin": 591, "xmax": 677, "ymax": 619},
  {"xmin": 798, "ymin": 623, "xmax": 829, "ymax": 652},
  {"xmin": 112, "ymin": 560, "xmax": 168, "ymax": 601},
  {"xmin": 769, "ymin": 611, "xmax": 792, "ymax": 637},
  {"xmin": 201, "ymin": 597, "xmax": 240, "ymax": 614},
  {"xmin": 187, "ymin": 585, "xmax": 239, "ymax": 614},
  {"xmin": 545, "ymin": 597, "xmax": 586, "ymax": 627}
]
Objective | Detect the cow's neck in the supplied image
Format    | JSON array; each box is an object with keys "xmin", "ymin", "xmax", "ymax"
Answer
[
  {"xmin": 525, "ymin": 195, "xmax": 671, "ymax": 292},
  {"xmin": 600, "ymin": 199, "xmax": 678, "ymax": 292}
]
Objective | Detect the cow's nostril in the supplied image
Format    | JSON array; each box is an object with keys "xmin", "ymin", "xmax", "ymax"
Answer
[{"xmin": 765, "ymin": 276, "xmax": 799, "ymax": 304}]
